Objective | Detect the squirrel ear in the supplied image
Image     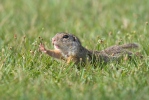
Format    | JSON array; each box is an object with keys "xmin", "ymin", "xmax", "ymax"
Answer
[
  {"xmin": 73, "ymin": 36, "xmax": 76, "ymax": 41},
  {"xmin": 73, "ymin": 36, "xmax": 82, "ymax": 45}
]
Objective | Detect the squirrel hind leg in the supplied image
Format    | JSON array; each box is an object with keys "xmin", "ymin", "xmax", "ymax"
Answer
[
  {"xmin": 122, "ymin": 50, "xmax": 137, "ymax": 61},
  {"xmin": 124, "ymin": 50, "xmax": 133, "ymax": 56}
]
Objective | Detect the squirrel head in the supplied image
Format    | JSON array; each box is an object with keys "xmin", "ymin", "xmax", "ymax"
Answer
[{"xmin": 52, "ymin": 32, "xmax": 82, "ymax": 56}]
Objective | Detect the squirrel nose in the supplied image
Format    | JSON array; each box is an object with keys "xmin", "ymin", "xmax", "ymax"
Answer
[{"xmin": 52, "ymin": 38, "xmax": 55, "ymax": 42}]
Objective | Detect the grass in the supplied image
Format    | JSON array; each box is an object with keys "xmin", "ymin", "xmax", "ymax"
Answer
[{"xmin": 0, "ymin": 0, "xmax": 149, "ymax": 100}]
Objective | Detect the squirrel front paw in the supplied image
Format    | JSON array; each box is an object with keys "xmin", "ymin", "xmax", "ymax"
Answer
[{"xmin": 39, "ymin": 43, "xmax": 47, "ymax": 53}]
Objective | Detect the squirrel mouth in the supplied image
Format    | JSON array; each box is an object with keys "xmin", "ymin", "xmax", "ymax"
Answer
[
  {"xmin": 53, "ymin": 44, "xmax": 60, "ymax": 50},
  {"xmin": 52, "ymin": 41, "xmax": 60, "ymax": 50}
]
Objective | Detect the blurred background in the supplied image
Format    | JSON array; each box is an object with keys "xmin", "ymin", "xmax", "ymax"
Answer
[{"xmin": 0, "ymin": 0, "xmax": 148, "ymax": 48}]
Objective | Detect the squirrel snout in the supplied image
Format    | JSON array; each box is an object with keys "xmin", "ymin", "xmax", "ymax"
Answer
[
  {"xmin": 52, "ymin": 38, "xmax": 56, "ymax": 45},
  {"xmin": 52, "ymin": 38, "xmax": 55, "ymax": 42}
]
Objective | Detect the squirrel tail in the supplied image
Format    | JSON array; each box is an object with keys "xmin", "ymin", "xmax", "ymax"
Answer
[{"xmin": 120, "ymin": 43, "xmax": 139, "ymax": 49}]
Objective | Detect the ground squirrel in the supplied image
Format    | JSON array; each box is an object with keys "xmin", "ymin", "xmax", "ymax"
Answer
[{"xmin": 39, "ymin": 32, "xmax": 139, "ymax": 65}]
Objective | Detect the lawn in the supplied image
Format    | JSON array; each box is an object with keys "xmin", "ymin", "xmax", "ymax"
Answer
[{"xmin": 0, "ymin": 0, "xmax": 149, "ymax": 100}]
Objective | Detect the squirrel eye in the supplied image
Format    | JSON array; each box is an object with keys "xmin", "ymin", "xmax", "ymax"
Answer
[{"xmin": 63, "ymin": 35, "xmax": 69, "ymax": 38}]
